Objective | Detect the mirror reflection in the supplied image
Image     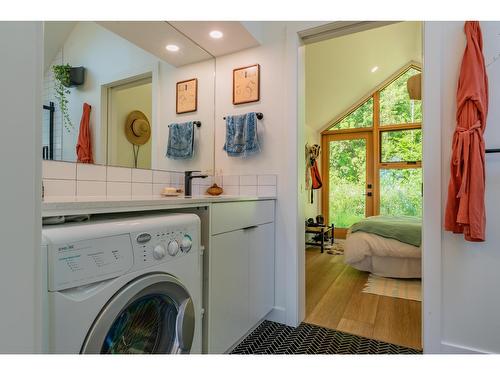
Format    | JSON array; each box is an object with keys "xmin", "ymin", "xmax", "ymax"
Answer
[{"xmin": 42, "ymin": 21, "xmax": 215, "ymax": 173}]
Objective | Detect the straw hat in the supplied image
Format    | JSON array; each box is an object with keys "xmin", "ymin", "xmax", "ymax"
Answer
[{"xmin": 125, "ymin": 111, "xmax": 151, "ymax": 145}]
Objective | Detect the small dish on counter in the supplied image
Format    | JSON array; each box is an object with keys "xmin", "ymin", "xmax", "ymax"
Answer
[{"xmin": 161, "ymin": 187, "xmax": 183, "ymax": 197}]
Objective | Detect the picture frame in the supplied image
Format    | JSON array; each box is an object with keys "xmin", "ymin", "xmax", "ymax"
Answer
[
  {"xmin": 176, "ymin": 78, "xmax": 198, "ymax": 114},
  {"xmin": 233, "ymin": 64, "xmax": 260, "ymax": 105}
]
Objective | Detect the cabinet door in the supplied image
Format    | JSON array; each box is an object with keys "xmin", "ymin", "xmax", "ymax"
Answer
[
  {"xmin": 209, "ymin": 229, "xmax": 249, "ymax": 353},
  {"xmin": 248, "ymin": 223, "xmax": 275, "ymax": 325}
]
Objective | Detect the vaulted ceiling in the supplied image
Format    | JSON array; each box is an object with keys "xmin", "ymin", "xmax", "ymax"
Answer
[{"xmin": 305, "ymin": 21, "xmax": 422, "ymax": 132}]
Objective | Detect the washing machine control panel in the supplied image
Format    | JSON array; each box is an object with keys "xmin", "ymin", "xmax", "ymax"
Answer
[
  {"xmin": 47, "ymin": 234, "xmax": 134, "ymax": 292},
  {"xmin": 131, "ymin": 227, "xmax": 197, "ymax": 271}
]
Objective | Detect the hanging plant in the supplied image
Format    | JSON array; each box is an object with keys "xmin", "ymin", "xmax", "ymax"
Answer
[{"xmin": 52, "ymin": 64, "xmax": 73, "ymax": 132}]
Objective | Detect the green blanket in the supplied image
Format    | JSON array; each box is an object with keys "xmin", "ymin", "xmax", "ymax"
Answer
[{"xmin": 350, "ymin": 215, "xmax": 421, "ymax": 247}]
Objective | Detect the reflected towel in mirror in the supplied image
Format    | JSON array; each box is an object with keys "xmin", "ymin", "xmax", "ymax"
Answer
[{"xmin": 166, "ymin": 121, "xmax": 194, "ymax": 159}]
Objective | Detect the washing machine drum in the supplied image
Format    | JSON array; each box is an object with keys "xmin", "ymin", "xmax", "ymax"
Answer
[{"xmin": 81, "ymin": 273, "xmax": 195, "ymax": 354}]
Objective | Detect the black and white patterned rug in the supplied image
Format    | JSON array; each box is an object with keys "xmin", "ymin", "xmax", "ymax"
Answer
[{"xmin": 230, "ymin": 320, "xmax": 422, "ymax": 354}]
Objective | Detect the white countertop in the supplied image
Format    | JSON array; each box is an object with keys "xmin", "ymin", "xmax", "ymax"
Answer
[{"xmin": 42, "ymin": 195, "xmax": 276, "ymax": 217}]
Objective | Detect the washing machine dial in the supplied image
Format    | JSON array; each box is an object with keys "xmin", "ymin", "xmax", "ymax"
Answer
[
  {"xmin": 180, "ymin": 234, "xmax": 192, "ymax": 253},
  {"xmin": 153, "ymin": 244, "xmax": 166, "ymax": 260},
  {"xmin": 167, "ymin": 240, "xmax": 180, "ymax": 256}
]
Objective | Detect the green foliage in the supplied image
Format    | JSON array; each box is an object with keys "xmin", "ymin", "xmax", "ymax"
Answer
[
  {"xmin": 330, "ymin": 98, "xmax": 373, "ymax": 130},
  {"xmin": 381, "ymin": 129, "xmax": 422, "ymax": 162},
  {"xmin": 327, "ymin": 67, "xmax": 423, "ymax": 227},
  {"xmin": 329, "ymin": 139, "xmax": 366, "ymax": 227},
  {"xmin": 52, "ymin": 64, "xmax": 73, "ymax": 132},
  {"xmin": 380, "ymin": 68, "xmax": 422, "ymax": 125},
  {"xmin": 380, "ymin": 169, "xmax": 422, "ymax": 217}
]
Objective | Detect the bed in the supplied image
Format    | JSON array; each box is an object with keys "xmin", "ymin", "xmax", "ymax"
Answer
[{"xmin": 344, "ymin": 216, "xmax": 421, "ymax": 279}]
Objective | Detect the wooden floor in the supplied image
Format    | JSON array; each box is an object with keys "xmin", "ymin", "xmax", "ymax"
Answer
[{"xmin": 305, "ymin": 247, "xmax": 422, "ymax": 350}]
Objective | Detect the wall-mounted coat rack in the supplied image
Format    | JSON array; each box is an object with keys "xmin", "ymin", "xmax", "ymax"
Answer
[{"xmin": 223, "ymin": 112, "xmax": 264, "ymax": 120}]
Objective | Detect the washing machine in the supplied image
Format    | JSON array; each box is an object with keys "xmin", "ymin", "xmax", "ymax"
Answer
[{"xmin": 41, "ymin": 213, "xmax": 202, "ymax": 354}]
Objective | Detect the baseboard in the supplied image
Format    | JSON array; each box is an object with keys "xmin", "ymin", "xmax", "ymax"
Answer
[
  {"xmin": 265, "ymin": 306, "xmax": 286, "ymax": 324},
  {"xmin": 441, "ymin": 341, "xmax": 493, "ymax": 354}
]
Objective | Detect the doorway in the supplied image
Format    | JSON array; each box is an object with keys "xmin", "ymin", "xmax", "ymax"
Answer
[
  {"xmin": 106, "ymin": 76, "xmax": 153, "ymax": 169},
  {"xmin": 303, "ymin": 21, "xmax": 423, "ymax": 351},
  {"xmin": 322, "ymin": 131, "xmax": 374, "ymax": 238}
]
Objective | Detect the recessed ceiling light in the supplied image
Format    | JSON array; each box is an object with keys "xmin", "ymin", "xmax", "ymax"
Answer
[
  {"xmin": 371, "ymin": 66, "xmax": 379, "ymax": 73},
  {"xmin": 166, "ymin": 44, "xmax": 179, "ymax": 52},
  {"xmin": 209, "ymin": 30, "xmax": 223, "ymax": 39}
]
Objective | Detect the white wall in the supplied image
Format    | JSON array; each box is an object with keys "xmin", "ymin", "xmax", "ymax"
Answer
[
  {"xmin": 0, "ymin": 21, "xmax": 42, "ymax": 353},
  {"xmin": 434, "ymin": 21, "xmax": 500, "ymax": 354},
  {"xmin": 214, "ymin": 23, "xmax": 289, "ymax": 321},
  {"xmin": 60, "ymin": 22, "xmax": 158, "ymax": 164}
]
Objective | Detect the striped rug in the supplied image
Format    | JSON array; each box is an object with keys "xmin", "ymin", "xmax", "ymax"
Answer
[{"xmin": 362, "ymin": 274, "xmax": 422, "ymax": 301}]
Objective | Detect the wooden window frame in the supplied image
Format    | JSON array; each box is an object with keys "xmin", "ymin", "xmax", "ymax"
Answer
[{"xmin": 320, "ymin": 62, "xmax": 422, "ymax": 226}]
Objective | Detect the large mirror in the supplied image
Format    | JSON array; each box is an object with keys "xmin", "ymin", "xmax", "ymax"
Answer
[{"xmin": 42, "ymin": 21, "xmax": 215, "ymax": 173}]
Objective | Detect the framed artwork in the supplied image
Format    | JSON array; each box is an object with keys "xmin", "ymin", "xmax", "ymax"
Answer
[
  {"xmin": 176, "ymin": 78, "xmax": 198, "ymax": 114},
  {"xmin": 233, "ymin": 64, "xmax": 260, "ymax": 105}
]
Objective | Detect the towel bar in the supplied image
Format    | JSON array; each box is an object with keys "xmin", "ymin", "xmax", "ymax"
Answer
[
  {"xmin": 223, "ymin": 112, "xmax": 264, "ymax": 120},
  {"xmin": 486, "ymin": 149, "xmax": 500, "ymax": 153},
  {"xmin": 168, "ymin": 121, "xmax": 201, "ymax": 128}
]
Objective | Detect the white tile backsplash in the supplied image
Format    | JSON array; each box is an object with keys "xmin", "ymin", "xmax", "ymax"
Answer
[
  {"xmin": 153, "ymin": 170, "xmax": 170, "ymax": 184},
  {"xmin": 43, "ymin": 179, "xmax": 76, "ymax": 197},
  {"xmin": 132, "ymin": 183, "xmax": 153, "ymax": 197},
  {"xmin": 106, "ymin": 182, "xmax": 131, "ymax": 197},
  {"xmin": 222, "ymin": 175, "xmax": 239, "ymax": 186},
  {"xmin": 132, "ymin": 168, "xmax": 153, "ymax": 183},
  {"xmin": 257, "ymin": 185, "xmax": 277, "ymax": 197},
  {"xmin": 77, "ymin": 163, "xmax": 107, "ymax": 181},
  {"xmin": 77, "ymin": 181, "xmax": 106, "ymax": 197},
  {"xmin": 240, "ymin": 185, "xmax": 258, "ymax": 196},
  {"xmin": 41, "ymin": 160, "xmax": 277, "ymax": 199},
  {"xmin": 107, "ymin": 166, "xmax": 131, "ymax": 182},
  {"xmin": 240, "ymin": 175, "xmax": 257, "ymax": 186},
  {"xmin": 257, "ymin": 175, "xmax": 277, "ymax": 186},
  {"xmin": 222, "ymin": 185, "xmax": 240, "ymax": 196},
  {"xmin": 42, "ymin": 161, "xmax": 76, "ymax": 180}
]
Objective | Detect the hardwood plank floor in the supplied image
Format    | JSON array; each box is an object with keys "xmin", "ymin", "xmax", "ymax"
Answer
[{"xmin": 304, "ymin": 247, "xmax": 422, "ymax": 350}]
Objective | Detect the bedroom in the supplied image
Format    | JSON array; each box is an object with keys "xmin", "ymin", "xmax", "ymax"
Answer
[{"xmin": 304, "ymin": 21, "xmax": 423, "ymax": 350}]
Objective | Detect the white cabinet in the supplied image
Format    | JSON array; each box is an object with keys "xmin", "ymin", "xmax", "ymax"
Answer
[{"xmin": 207, "ymin": 200, "xmax": 275, "ymax": 353}]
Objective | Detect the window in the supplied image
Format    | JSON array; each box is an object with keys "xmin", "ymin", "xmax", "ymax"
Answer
[
  {"xmin": 328, "ymin": 98, "xmax": 373, "ymax": 130},
  {"xmin": 380, "ymin": 129, "xmax": 422, "ymax": 163},
  {"xmin": 379, "ymin": 168, "xmax": 422, "ymax": 217},
  {"xmin": 380, "ymin": 68, "xmax": 422, "ymax": 125}
]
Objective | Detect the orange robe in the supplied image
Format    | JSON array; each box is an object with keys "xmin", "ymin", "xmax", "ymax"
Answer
[
  {"xmin": 76, "ymin": 103, "xmax": 93, "ymax": 164},
  {"xmin": 445, "ymin": 21, "xmax": 489, "ymax": 242}
]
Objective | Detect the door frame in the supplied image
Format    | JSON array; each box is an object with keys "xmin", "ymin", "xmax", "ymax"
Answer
[{"xmin": 321, "ymin": 130, "xmax": 374, "ymax": 238}]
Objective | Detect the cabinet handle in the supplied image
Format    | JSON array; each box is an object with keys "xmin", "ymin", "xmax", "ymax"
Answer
[{"xmin": 242, "ymin": 225, "xmax": 258, "ymax": 231}]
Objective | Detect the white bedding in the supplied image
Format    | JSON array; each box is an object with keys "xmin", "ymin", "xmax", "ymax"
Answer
[{"xmin": 344, "ymin": 231, "xmax": 421, "ymax": 278}]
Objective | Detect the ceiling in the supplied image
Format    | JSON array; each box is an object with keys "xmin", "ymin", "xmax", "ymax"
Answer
[
  {"xmin": 97, "ymin": 21, "xmax": 212, "ymax": 67},
  {"xmin": 43, "ymin": 21, "xmax": 76, "ymax": 71},
  {"xmin": 305, "ymin": 21, "xmax": 422, "ymax": 132},
  {"xmin": 45, "ymin": 21, "xmax": 262, "ymax": 68},
  {"xmin": 168, "ymin": 21, "xmax": 260, "ymax": 57}
]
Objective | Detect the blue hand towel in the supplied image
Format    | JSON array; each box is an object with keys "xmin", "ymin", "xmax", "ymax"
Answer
[
  {"xmin": 166, "ymin": 121, "xmax": 194, "ymax": 159},
  {"xmin": 223, "ymin": 112, "xmax": 260, "ymax": 157}
]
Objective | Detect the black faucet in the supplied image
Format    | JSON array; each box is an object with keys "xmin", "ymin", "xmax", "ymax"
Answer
[{"xmin": 184, "ymin": 171, "xmax": 208, "ymax": 196}]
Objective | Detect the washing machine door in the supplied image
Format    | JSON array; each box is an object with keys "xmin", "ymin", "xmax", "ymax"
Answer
[{"xmin": 81, "ymin": 273, "xmax": 195, "ymax": 354}]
